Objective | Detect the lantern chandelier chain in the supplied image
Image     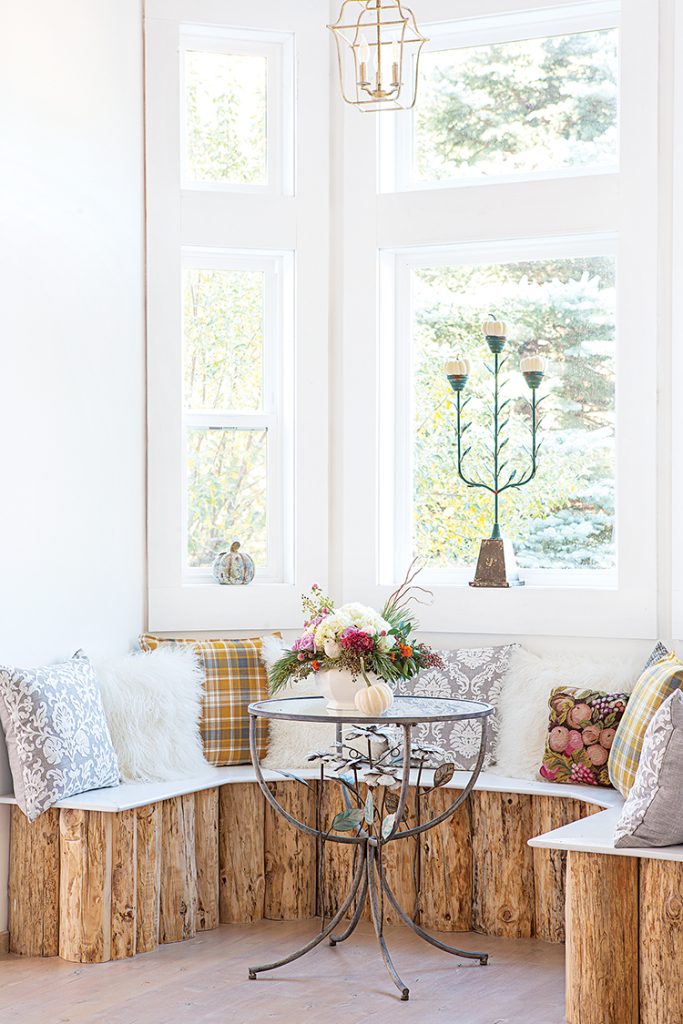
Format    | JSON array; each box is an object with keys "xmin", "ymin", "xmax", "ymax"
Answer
[{"xmin": 328, "ymin": 0, "xmax": 429, "ymax": 112}]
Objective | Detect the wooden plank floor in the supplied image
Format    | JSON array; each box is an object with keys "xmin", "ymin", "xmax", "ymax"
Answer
[{"xmin": 0, "ymin": 921, "xmax": 565, "ymax": 1024}]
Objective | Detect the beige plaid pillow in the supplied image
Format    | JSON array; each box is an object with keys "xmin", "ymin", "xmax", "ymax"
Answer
[{"xmin": 139, "ymin": 635, "xmax": 277, "ymax": 766}]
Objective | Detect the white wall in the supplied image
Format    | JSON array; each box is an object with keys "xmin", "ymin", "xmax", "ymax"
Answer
[{"xmin": 0, "ymin": 0, "xmax": 146, "ymax": 934}]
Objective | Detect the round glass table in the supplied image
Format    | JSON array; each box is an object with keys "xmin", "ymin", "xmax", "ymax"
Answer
[{"xmin": 247, "ymin": 694, "xmax": 494, "ymax": 1001}]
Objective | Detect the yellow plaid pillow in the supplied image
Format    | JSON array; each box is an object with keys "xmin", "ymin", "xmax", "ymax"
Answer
[
  {"xmin": 608, "ymin": 652, "xmax": 683, "ymax": 796},
  {"xmin": 139, "ymin": 635, "xmax": 275, "ymax": 767}
]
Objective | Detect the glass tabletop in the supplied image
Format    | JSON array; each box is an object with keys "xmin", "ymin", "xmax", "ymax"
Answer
[{"xmin": 248, "ymin": 694, "xmax": 494, "ymax": 725}]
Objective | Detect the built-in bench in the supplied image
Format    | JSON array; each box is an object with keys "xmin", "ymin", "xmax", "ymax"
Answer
[{"xmin": 2, "ymin": 770, "xmax": 680, "ymax": 1024}]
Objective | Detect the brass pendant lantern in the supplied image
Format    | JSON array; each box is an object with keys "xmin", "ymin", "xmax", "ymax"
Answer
[{"xmin": 328, "ymin": 0, "xmax": 428, "ymax": 112}]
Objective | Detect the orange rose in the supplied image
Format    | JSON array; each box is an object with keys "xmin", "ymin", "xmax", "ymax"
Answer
[{"xmin": 400, "ymin": 644, "xmax": 413, "ymax": 658}]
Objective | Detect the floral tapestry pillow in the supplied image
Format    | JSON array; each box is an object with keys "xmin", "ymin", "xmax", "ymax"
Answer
[
  {"xmin": 0, "ymin": 652, "xmax": 120, "ymax": 821},
  {"xmin": 540, "ymin": 687, "xmax": 629, "ymax": 787}
]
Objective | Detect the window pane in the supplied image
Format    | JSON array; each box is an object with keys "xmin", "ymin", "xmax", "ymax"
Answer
[
  {"xmin": 184, "ymin": 50, "xmax": 267, "ymax": 186},
  {"xmin": 183, "ymin": 267, "xmax": 264, "ymax": 413},
  {"xmin": 414, "ymin": 29, "xmax": 618, "ymax": 183},
  {"xmin": 187, "ymin": 428, "xmax": 268, "ymax": 568},
  {"xmin": 411, "ymin": 254, "xmax": 616, "ymax": 571}
]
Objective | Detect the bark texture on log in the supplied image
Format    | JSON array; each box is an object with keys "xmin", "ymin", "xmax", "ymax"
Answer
[
  {"xmin": 111, "ymin": 809, "xmax": 136, "ymax": 960},
  {"xmin": 59, "ymin": 809, "xmax": 111, "ymax": 963},
  {"xmin": 159, "ymin": 795, "xmax": 197, "ymax": 944},
  {"xmin": 136, "ymin": 802, "xmax": 161, "ymax": 953},
  {"xmin": 219, "ymin": 783, "xmax": 266, "ymax": 923},
  {"xmin": 319, "ymin": 780, "xmax": 356, "ymax": 919},
  {"xmin": 195, "ymin": 788, "xmax": 219, "ymax": 932},
  {"xmin": 419, "ymin": 789, "xmax": 472, "ymax": 932},
  {"xmin": 566, "ymin": 851, "xmax": 639, "ymax": 1024},
  {"xmin": 9, "ymin": 806, "xmax": 60, "ymax": 957},
  {"xmin": 640, "ymin": 858, "xmax": 683, "ymax": 1024},
  {"xmin": 471, "ymin": 790, "xmax": 535, "ymax": 938},
  {"xmin": 264, "ymin": 782, "xmax": 316, "ymax": 920}
]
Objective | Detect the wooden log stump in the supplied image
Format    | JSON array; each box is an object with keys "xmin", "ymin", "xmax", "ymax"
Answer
[
  {"xmin": 219, "ymin": 783, "xmax": 266, "ymax": 923},
  {"xmin": 532, "ymin": 797, "xmax": 603, "ymax": 943},
  {"xmin": 159, "ymin": 795, "xmax": 197, "ymax": 944},
  {"xmin": 640, "ymin": 858, "xmax": 683, "ymax": 1024},
  {"xmin": 9, "ymin": 806, "xmax": 60, "ymax": 957},
  {"xmin": 319, "ymin": 779, "xmax": 356, "ymax": 920},
  {"xmin": 136, "ymin": 802, "xmax": 161, "ymax": 953},
  {"xmin": 264, "ymin": 781, "xmax": 316, "ymax": 920},
  {"xmin": 195, "ymin": 788, "xmax": 219, "ymax": 932},
  {"xmin": 111, "ymin": 810, "xmax": 136, "ymax": 960},
  {"xmin": 471, "ymin": 790, "xmax": 535, "ymax": 938},
  {"xmin": 59, "ymin": 809, "xmax": 111, "ymax": 963},
  {"xmin": 566, "ymin": 851, "xmax": 638, "ymax": 1024},
  {"xmin": 419, "ymin": 789, "xmax": 472, "ymax": 932}
]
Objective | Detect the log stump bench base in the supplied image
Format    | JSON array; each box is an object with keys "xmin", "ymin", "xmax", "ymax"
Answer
[{"xmin": 6, "ymin": 774, "xmax": 683, "ymax": 1023}]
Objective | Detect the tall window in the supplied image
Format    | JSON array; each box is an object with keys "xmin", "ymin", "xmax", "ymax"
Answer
[
  {"xmin": 146, "ymin": 0, "xmax": 328, "ymax": 629},
  {"xmin": 380, "ymin": 4, "xmax": 622, "ymax": 586},
  {"xmin": 343, "ymin": 0, "xmax": 657, "ymax": 637}
]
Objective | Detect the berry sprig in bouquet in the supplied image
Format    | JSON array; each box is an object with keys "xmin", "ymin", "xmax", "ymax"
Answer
[{"xmin": 268, "ymin": 561, "xmax": 443, "ymax": 695}]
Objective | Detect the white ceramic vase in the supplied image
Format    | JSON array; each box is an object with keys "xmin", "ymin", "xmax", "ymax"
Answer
[{"xmin": 319, "ymin": 668, "xmax": 369, "ymax": 711}]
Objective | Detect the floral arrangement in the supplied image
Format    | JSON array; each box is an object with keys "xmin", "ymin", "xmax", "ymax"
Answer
[{"xmin": 268, "ymin": 561, "xmax": 443, "ymax": 694}]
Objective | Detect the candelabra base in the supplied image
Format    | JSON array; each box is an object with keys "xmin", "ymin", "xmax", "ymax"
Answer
[{"xmin": 469, "ymin": 538, "xmax": 525, "ymax": 589}]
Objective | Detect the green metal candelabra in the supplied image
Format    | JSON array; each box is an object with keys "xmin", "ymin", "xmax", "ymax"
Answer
[{"xmin": 445, "ymin": 318, "xmax": 547, "ymax": 588}]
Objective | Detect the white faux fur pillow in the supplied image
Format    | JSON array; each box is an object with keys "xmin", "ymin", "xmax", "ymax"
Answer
[
  {"xmin": 492, "ymin": 646, "xmax": 642, "ymax": 781},
  {"xmin": 96, "ymin": 647, "xmax": 209, "ymax": 784}
]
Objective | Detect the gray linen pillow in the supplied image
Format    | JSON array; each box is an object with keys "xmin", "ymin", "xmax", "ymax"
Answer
[
  {"xmin": 614, "ymin": 690, "xmax": 683, "ymax": 848},
  {"xmin": 395, "ymin": 644, "xmax": 518, "ymax": 770},
  {"xmin": 0, "ymin": 652, "xmax": 120, "ymax": 821}
]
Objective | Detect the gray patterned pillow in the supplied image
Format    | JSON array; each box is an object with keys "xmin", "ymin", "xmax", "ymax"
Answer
[
  {"xmin": 643, "ymin": 642, "xmax": 670, "ymax": 671},
  {"xmin": 0, "ymin": 652, "xmax": 119, "ymax": 821},
  {"xmin": 396, "ymin": 644, "xmax": 518, "ymax": 770},
  {"xmin": 614, "ymin": 690, "xmax": 683, "ymax": 848}
]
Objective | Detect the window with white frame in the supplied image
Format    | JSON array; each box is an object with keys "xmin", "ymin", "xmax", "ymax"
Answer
[
  {"xmin": 341, "ymin": 0, "xmax": 657, "ymax": 637},
  {"xmin": 145, "ymin": 0, "xmax": 328, "ymax": 630},
  {"xmin": 380, "ymin": 3, "xmax": 621, "ymax": 586}
]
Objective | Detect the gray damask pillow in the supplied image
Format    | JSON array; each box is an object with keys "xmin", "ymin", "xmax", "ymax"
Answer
[
  {"xmin": 0, "ymin": 652, "xmax": 120, "ymax": 821},
  {"xmin": 396, "ymin": 644, "xmax": 518, "ymax": 770},
  {"xmin": 614, "ymin": 690, "xmax": 683, "ymax": 848}
]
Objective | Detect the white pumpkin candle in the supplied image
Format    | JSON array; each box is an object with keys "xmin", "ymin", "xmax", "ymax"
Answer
[
  {"xmin": 521, "ymin": 355, "xmax": 547, "ymax": 374},
  {"xmin": 483, "ymin": 320, "xmax": 507, "ymax": 338},
  {"xmin": 444, "ymin": 357, "xmax": 470, "ymax": 376}
]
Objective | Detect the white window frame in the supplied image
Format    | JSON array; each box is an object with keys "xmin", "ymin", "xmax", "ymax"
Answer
[
  {"xmin": 180, "ymin": 26, "xmax": 295, "ymax": 196},
  {"xmin": 338, "ymin": 0, "xmax": 658, "ymax": 639},
  {"xmin": 146, "ymin": 0, "xmax": 329, "ymax": 631},
  {"xmin": 380, "ymin": 1, "xmax": 622, "ymax": 193},
  {"xmin": 380, "ymin": 232, "xmax": 619, "ymax": 588},
  {"xmin": 181, "ymin": 248, "xmax": 293, "ymax": 585}
]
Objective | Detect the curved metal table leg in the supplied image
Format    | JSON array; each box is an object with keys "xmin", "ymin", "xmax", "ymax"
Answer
[
  {"xmin": 367, "ymin": 846, "xmax": 410, "ymax": 1001},
  {"xmin": 382, "ymin": 875, "xmax": 488, "ymax": 965},
  {"xmin": 248, "ymin": 847, "xmax": 366, "ymax": 979},
  {"xmin": 329, "ymin": 872, "xmax": 368, "ymax": 946}
]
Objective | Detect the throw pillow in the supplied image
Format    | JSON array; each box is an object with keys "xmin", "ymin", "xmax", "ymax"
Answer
[
  {"xmin": 139, "ymin": 634, "xmax": 275, "ymax": 766},
  {"xmin": 395, "ymin": 645, "xmax": 518, "ymax": 770},
  {"xmin": 609, "ymin": 652, "xmax": 683, "ymax": 796},
  {"xmin": 539, "ymin": 687, "xmax": 629, "ymax": 787},
  {"xmin": 492, "ymin": 647, "xmax": 641, "ymax": 781},
  {"xmin": 0, "ymin": 652, "xmax": 119, "ymax": 822},
  {"xmin": 643, "ymin": 642, "xmax": 670, "ymax": 670},
  {"xmin": 96, "ymin": 647, "xmax": 209, "ymax": 783},
  {"xmin": 614, "ymin": 691, "xmax": 683, "ymax": 848}
]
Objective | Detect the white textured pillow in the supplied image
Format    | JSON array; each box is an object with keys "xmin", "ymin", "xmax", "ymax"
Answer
[
  {"xmin": 260, "ymin": 636, "xmax": 336, "ymax": 769},
  {"xmin": 492, "ymin": 646, "xmax": 641, "ymax": 781},
  {"xmin": 96, "ymin": 647, "xmax": 209, "ymax": 784}
]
